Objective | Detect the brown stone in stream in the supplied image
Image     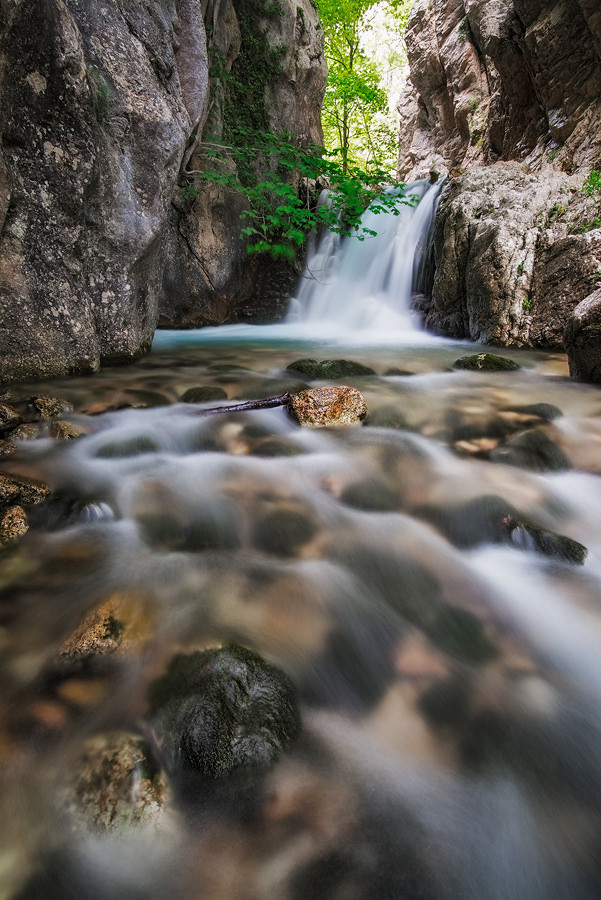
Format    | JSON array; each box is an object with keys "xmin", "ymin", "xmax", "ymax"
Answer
[
  {"xmin": 0, "ymin": 505, "xmax": 28, "ymax": 542},
  {"xmin": 288, "ymin": 387, "xmax": 367, "ymax": 427},
  {"xmin": 29, "ymin": 396, "xmax": 75, "ymax": 420}
]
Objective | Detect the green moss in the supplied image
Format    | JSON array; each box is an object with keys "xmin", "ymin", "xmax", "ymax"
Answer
[{"xmin": 87, "ymin": 66, "xmax": 110, "ymax": 122}]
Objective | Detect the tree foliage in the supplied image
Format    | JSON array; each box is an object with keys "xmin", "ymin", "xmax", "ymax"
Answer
[
  {"xmin": 316, "ymin": 0, "xmax": 412, "ymax": 175},
  {"xmin": 183, "ymin": 131, "xmax": 415, "ymax": 259}
]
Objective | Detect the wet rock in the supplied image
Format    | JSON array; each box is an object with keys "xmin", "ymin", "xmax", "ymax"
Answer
[
  {"xmin": 0, "ymin": 402, "xmax": 23, "ymax": 434},
  {"xmin": 452, "ymin": 353, "xmax": 520, "ymax": 372},
  {"xmin": 95, "ymin": 435, "xmax": 159, "ymax": 458},
  {"xmin": 0, "ymin": 505, "xmax": 28, "ymax": 542},
  {"xmin": 288, "ymin": 387, "xmax": 367, "ymax": 427},
  {"xmin": 563, "ymin": 289, "xmax": 601, "ymax": 383},
  {"xmin": 0, "ymin": 440, "xmax": 15, "ymax": 456},
  {"xmin": 49, "ymin": 420, "xmax": 88, "ymax": 440},
  {"xmin": 60, "ymin": 602, "xmax": 126, "ymax": 660},
  {"xmin": 10, "ymin": 423, "xmax": 40, "ymax": 441},
  {"xmin": 252, "ymin": 507, "xmax": 317, "ymax": 556},
  {"xmin": 505, "ymin": 517, "xmax": 588, "ymax": 566},
  {"xmin": 490, "ymin": 429, "xmax": 571, "ymax": 472},
  {"xmin": 0, "ymin": 473, "xmax": 50, "ymax": 507},
  {"xmin": 134, "ymin": 483, "xmax": 240, "ymax": 552},
  {"xmin": 339, "ymin": 479, "xmax": 399, "ymax": 512},
  {"xmin": 148, "ymin": 645, "xmax": 300, "ymax": 782},
  {"xmin": 63, "ymin": 732, "xmax": 170, "ymax": 832},
  {"xmin": 414, "ymin": 494, "xmax": 518, "ymax": 549},
  {"xmin": 29, "ymin": 396, "xmax": 74, "ymax": 419},
  {"xmin": 179, "ymin": 386, "xmax": 228, "ymax": 404},
  {"xmin": 427, "ymin": 606, "xmax": 497, "ymax": 664},
  {"xmin": 287, "ymin": 359, "xmax": 376, "ymax": 378},
  {"xmin": 504, "ymin": 403, "xmax": 563, "ymax": 422},
  {"xmin": 363, "ymin": 404, "xmax": 409, "ymax": 430}
]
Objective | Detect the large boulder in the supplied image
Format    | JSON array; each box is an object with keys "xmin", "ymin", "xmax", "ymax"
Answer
[
  {"xmin": 563, "ymin": 289, "xmax": 601, "ymax": 382},
  {"xmin": 0, "ymin": 0, "xmax": 208, "ymax": 381},
  {"xmin": 423, "ymin": 164, "xmax": 601, "ymax": 346}
]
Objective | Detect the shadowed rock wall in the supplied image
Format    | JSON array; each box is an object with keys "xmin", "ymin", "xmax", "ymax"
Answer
[{"xmin": 0, "ymin": 0, "xmax": 208, "ymax": 381}]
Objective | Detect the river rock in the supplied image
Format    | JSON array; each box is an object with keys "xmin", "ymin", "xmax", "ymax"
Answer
[
  {"xmin": 29, "ymin": 396, "xmax": 74, "ymax": 420},
  {"xmin": 288, "ymin": 387, "xmax": 368, "ymax": 427},
  {"xmin": 287, "ymin": 359, "xmax": 376, "ymax": 378},
  {"xmin": 489, "ymin": 429, "xmax": 571, "ymax": 471},
  {"xmin": 48, "ymin": 420, "xmax": 87, "ymax": 441},
  {"xmin": 453, "ymin": 353, "xmax": 521, "ymax": 372},
  {"xmin": 179, "ymin": 386, "xmax": 228, "ymax": 404},
  {"xmin": 563, "ymin": 289, "xmax": 601, "ymax": 382},
  {"xmin": 63, "ymin": 732, "xmax": 170, "ymax": 832},
  {"xmin": 0, "ymin": 505, "xmax": 28, "ymax": 542},
  {"xmin": 148, "ymin": 645, "xmax": 300, "ymax": 783},
  {"xmin": 0, "ymin": 403, "xmax": 23, "ymax": 434},
  {"xmin": 252, "ymin": 506, "xmax": 317, "ymax": 556},
  {"xmin": 0, "ymin": 472, "xmax": 50, "ymax": 507}
]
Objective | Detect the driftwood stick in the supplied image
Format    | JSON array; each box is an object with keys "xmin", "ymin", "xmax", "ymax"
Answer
[{"xmin": 192, "ymin": 392, "xmax": 292, "ymax": 417}]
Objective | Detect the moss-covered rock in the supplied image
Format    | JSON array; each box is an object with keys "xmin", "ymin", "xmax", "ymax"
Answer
[
  {"xmin": 452, "ymin": 353, "xmax": 520, "ymax": 372},
  {"xmin": 490, "ymin": 429, "xmax": 571, "ymax": 471},
  {"xmin": 287, "ymin": 359, "xmax": 376, "ymax": 378}
]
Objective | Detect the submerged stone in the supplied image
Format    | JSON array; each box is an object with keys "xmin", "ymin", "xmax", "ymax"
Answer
[
  {"xmin": 452, "ymin": 353, "xmax": 520, "ymax": 372},
  {"xmin": 363, "ymin": 404, "xmax": 409, "ymax": 430},
  {"xmin": 288, "ymin": 387, "xmax": 367, "ymax": 427},
  {"xmin": 252, "ymin": 507, "xmax": 317, "ymax": 556},
  {"xmin": 490, "ymin": 429, "xmax": 571, "ymax": 471},
  {"xmin": 148, "ymin": 645, "xmax": 300, "ymax": 781},
  {"xmin": 427, "ymin": 606, "xmax": 497, "ymax": 664},
  {"xmin": 339, "ymin": 479, "xmax": 399, "ymax": 512},
  {"xmin": 95, "ymin": 435, "xmax": 159, "ymax": 458},
  {"xmin": 179, "ymin": 386, "xmax": 228, "ymax": 403},
  {"xmin": 287, "ymin": 358, "xmax": 376, "ymax": 378}
]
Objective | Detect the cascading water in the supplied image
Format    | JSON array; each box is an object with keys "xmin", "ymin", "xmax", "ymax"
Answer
[
  {"xmin": 286, "ymin": 179, "xmax": 443, "ymax": 333},
  {"xmin": 2, "ymin": 177, "xmax": 601, "ymax": 899}
]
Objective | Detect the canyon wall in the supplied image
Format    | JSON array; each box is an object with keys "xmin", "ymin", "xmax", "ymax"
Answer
[
  {"xmin": 0, "ymin": 0, "xmax": 325, "ymax": 381},
  {"xmin": 399, "ymin": 0, "xmax": 601, "ymax": 379}
]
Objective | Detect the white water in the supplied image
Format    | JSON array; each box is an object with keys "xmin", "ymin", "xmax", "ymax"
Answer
[{"xmin": 286, "ymin": 179, "xmax": 442, "ymax": 331}]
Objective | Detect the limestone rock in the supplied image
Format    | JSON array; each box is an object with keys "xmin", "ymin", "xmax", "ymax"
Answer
[
  {"xmin": 425, "ymin": 165, "xmax": 601, "ymax": 347},
  {"xmin": 0, "ymin": 0, "xmax": 209, "ymax": 381},
  {"xmin": 398, "ymin": 0, "xmax": 601, "ymax": 180},
  {"xmin": 563, "ymin": 289, "xmax": 601, "ymax": 382},
  {"xmin": 159, "ymin": 0, "xmax": 327, "ymax": 328},
  {"xmin": 288, "ymin": 387, "xmax": 368, "ymax": 427}
]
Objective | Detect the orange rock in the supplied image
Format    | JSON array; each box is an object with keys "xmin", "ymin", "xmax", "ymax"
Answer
[{"xmin": 288, "ymin": 386, "xmax": 367, "ymax": 427}]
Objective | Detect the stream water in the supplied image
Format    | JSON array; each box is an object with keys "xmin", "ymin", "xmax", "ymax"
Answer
[{"xmin": 2, "ymin": 188, "xmax": 601, "ymax": 898}]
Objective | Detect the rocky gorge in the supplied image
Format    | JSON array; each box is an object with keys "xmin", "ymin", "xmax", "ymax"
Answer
[{"xmin": 398, "ymin": 0, "xmax": 601, "ymax": 380}]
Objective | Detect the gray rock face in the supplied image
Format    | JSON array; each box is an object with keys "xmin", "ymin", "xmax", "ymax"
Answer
[
  {"xmin": 398, "ymin": 0, "xmax": 601, "ymax": 179},
  {"xmin": 563, "ymin": 289, "xmax": 601, "ymax": 382},
  {"xmin": 0, "ymin": 0, "xmax": 209, "ymax": 381},
  {"xmin": 159, "ymin": 0, "xmax": 327, "ymax": 328},
  {"xmin": 423, "ymin": 164, "xmax": 601, "ymax": 347}
]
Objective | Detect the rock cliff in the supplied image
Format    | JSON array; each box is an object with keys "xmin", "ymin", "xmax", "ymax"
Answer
[
  {"xmin": 0, "ymin": 0, "xmax": 325, "ymax": 381},
  {"xmin": 158, "ymin": 0, "xmax": 326, "ymax": 329},
  {"xmin": 0, "ymin": 0, "xmax": 208, "ymax": 381},
  {"xmin": 399, "ymin": 0, "xmax": 601, "ymax": 378}
]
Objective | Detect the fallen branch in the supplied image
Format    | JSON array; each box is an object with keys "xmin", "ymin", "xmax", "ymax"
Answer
[{"xmin": 191, "ymin": 392, "xmax": 291, "ymax": 416}]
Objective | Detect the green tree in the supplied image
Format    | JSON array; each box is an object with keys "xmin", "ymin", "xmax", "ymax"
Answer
[{"xmin": 316, "ymin": 0, "xmax": 412, "ymax": 175}]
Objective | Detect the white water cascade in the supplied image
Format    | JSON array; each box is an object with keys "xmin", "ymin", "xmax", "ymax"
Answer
[{"xmin": 286, "ymin": 179, "xmax": 443, "ymax": 333}]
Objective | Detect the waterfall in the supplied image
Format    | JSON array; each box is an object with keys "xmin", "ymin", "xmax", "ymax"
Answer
[{"xmin": 286, "ymin": 179, "xmax": 443, "ymax": 332}]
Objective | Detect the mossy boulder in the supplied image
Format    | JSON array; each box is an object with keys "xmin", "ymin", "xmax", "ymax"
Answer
[
  {"xmin": 149, "ymin": 645, "xmax": 300, "ymax": 781},
  {"xmin": 452, "ymin": 353, "xmax": 520, "ymax": 372},
  {"xmin": 287, "ymin": 359, "xmax": 376, "ymax": 378}
]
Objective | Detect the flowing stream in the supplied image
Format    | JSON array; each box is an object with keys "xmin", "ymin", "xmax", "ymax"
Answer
[{"xmin": 2, "ymin": 188, "xmax": 601, "ymax": 898}]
